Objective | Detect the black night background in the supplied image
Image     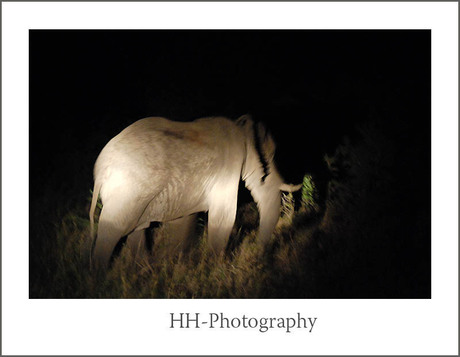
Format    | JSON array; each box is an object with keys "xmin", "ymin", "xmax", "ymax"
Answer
[{"xmin": 29, "ymin": 30, "xmax": 430, "ymax": 298}]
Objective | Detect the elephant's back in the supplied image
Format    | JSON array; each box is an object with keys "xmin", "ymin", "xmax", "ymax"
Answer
[
  {"xmin": 94, "ymin": 116, "xmax": 244, "ymax": 184},
  {"xmin": 101, "ymin": 116, "xmax": 243, "ymax": 160},
  {"xmin": 108, "ymin": 116, "xmax": 233, "ymax": 151}
]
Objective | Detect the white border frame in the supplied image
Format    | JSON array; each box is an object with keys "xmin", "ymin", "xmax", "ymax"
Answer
[{"xmin": 2, "ymin": 2, "xmax": 458, "ymax": 355}]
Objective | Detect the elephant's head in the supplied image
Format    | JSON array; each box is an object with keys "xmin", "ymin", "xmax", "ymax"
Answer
[{"xmin": 237, "ymin": 115, "xmax": 302, "ymax": 245}]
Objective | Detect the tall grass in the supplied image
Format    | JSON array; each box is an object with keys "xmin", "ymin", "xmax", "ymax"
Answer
[{"xmin": 30, "ymin": 199, "xmax": 320, "ymax": 298}]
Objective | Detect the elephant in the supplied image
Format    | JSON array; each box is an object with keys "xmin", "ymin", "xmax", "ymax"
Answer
[{"xmin": 89, "ymin": 115, "xmax": 301, "ymax": 269}]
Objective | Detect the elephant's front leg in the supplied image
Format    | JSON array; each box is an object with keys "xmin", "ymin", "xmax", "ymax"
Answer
[{"xmin": 207, "ymin": 188, "xmax": 238, "ymax": 254}]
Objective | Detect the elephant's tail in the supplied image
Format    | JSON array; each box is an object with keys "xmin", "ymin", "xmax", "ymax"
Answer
[{"xmin": 89, "ymin": 180, "xmax": 102, "ymax": 239}]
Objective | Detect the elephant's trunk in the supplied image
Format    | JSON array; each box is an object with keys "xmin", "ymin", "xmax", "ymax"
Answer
[
  {"xmin": 280, "ymin": 182, "xmax": 302, "ymax": 192},
  {"xmin": 257, "ymin": 190, "xmax": 282, "ymax": 245},
  {"xmin": 244, "ymin": 168, "xmax": 284, "ymax": 245}
]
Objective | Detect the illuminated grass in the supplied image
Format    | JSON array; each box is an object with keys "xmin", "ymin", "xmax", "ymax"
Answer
[{"xmin": 29, "ymin": 196, "xmax": 323, "ymax": 299}]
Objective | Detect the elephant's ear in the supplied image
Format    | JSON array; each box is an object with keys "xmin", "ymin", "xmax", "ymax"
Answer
[
  {"xmin": 256, "ymin": 122, "xmax": 276, "ymax": 163},
  {"xmin": 236, "ymin": 114, "xmax": 253, "ymax": 130},
  {"xmin": 236, "ymin": 114, "xmax": 256, "ymax": 146}
]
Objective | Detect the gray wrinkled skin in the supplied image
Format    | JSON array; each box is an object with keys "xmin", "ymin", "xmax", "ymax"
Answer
[{"xmin": 89, "ymin": 115, "xmax": 301, "ymax": 269}]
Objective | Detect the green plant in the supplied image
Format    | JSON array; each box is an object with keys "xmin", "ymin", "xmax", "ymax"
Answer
[{"xmin": 301, "ymin": 174, "xmax": 318, "ymax": 211}]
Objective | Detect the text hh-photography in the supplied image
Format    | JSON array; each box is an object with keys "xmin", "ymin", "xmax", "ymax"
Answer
[{"xmin": 170, "ymin": 313, "xmax": 317, "ymax": 333}]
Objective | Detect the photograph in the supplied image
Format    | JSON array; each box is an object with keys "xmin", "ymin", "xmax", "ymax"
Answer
[{"xmin": 29, "ymin": 29, "xmax": 431, "ymax": 299}]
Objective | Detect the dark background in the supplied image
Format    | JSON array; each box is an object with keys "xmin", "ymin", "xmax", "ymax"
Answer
[{"xmin": 29, "ymin": 30, "xmax": 431, "ymax": 297}]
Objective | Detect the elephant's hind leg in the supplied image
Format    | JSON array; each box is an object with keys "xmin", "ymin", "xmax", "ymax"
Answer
[
  {"xmin": 125, "ymin": 229, "xmax": 148, "ymax": 261},
  {"xmin": 92, "ymin": 200, "xmax": 148, "ymax": 269},
  {"xmin": 125, "ymin": 222, "xmax": 158, "ymax": 262},
  {"xmin": 92, "ymin": 217, "xmax": 134, "ymax": 270}
]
